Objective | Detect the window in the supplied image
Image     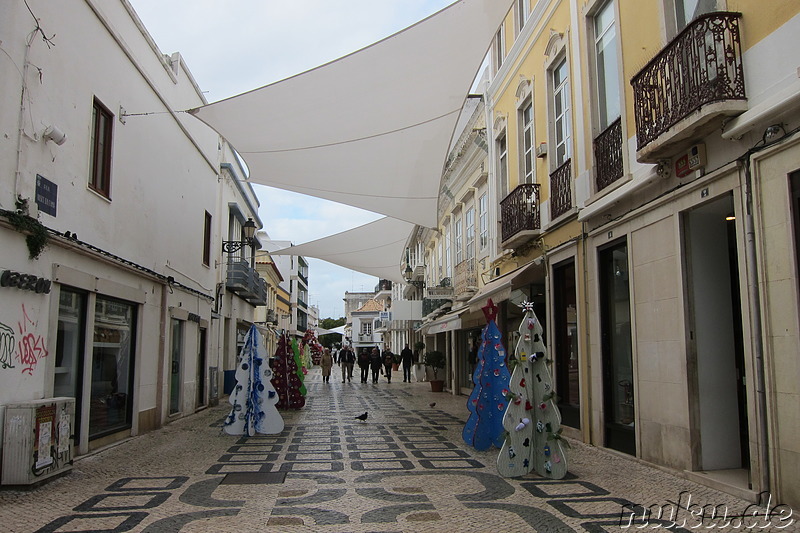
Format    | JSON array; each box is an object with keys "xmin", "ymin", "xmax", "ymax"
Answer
[
  {"xmin": 90, "ymin": 296, "xmax": 136, "ymax": 437},
  {"xmin": 520, "ymin": 101, "xmax": 535, "ymax": 183},
  {"xmin": 361, "ymin": 321, "xmax": 372, "ymax": 335},
  {"xmin": 466, "ymin": 207, "xmax": 475, "ymax": 260},
  {"xmin": 594, "ymin": 1, "xmax": 621, "ymax": 130},
  {"xmin": 479, "ymin": 193, "xmax": 488, "ymax": 250},
  {"xmin": 497, "ymin": 132, "xmax": 508, "ymax": 197},
  {"xmin": 516, "ymin": 0, "xmax": 531, "ymax": 34},
  {"xmin": 493, "ymin": 27, "xmax": 505, "ymax": 73},
  {"xmin": 675, "ymin": 0, "xmax": 716, "ymax": 31},
  {"xmin": 202, "ymin": 211, "xmax": 212, "ymax": 266},
  {"xmin": 445, "ymin": 226, "xmax": 451, "ymax": 277},
  {"xmin": 438, "ymin": 241, "xmax": 443, "ymax": 280},
  {"xmin": 89, "ymin": 99, "xmax": 113, "ymax": 198},
  {"xmin": 552, "ymin": 58, "xmax": 572, "ymax": 167},
  {"xmin": 455, "ymin": 216, "xmax": 463, "ymax": 265}
]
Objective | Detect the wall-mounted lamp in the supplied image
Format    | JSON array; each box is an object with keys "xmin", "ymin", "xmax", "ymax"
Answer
[
  {"xmin": 222, "ymin": 217, "xmax": 257, "ymax": 268},
  {"xmin": 403, "ymin": 265, "xmax": 425, "ymax": 288},
  {"xmin": 43, "ymin": 125, "xmax": 66, "ymax": 145}
]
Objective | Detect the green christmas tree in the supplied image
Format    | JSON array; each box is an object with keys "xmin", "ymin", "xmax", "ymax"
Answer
[{"xmin": 497, "ymin": 301, "xmax": 567, "ymax": 479}]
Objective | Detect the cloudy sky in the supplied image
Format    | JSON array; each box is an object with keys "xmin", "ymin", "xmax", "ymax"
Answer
[{"xmin": 128, "ymin": 0, "xmax": 456, "ymax": 318}]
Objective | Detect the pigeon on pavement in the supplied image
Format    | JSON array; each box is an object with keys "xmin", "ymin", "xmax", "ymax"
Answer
[
  {"xmin": 355, "ymin": 412, "xmax": 368, "ymax": 421},
  {"xmin": 429, "ymin": 402, "xmax": 436, "ymax": 408}
]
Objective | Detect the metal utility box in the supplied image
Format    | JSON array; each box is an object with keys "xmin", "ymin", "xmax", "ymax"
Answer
[{"xmin": 1, "ymin": 397, "xmax": 75, "ymax": 485}]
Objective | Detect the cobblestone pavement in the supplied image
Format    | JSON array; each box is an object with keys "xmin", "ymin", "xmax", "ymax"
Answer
[{"xmin": 1, "ymin": 367, "xmax": 796, "ymax": 532}]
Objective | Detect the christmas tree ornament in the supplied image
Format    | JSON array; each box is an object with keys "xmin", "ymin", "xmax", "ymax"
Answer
[
  {"xmin": 463, "ymin": 299, "xmax": 511, "ymax": 451},
  {"xmin": 223, "ymin": 325, "xmax": 284, "ymax": 436},
  {"xmin": 497, "ymin": 303, "xmax": 568, "ymax": 479}
]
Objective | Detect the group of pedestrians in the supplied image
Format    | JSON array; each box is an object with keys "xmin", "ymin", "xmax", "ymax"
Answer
[{"xmin": 317, "ymin": 343, "xmax": 415, "ymax": 384}]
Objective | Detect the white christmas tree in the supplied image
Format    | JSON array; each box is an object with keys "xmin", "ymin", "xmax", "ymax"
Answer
[
  {"xmin": 223, "ymin": 325, "xmax": 284, "ymax": 436},
  {"xmin": 497, "ymin": 301, "xmax": 567, "ymax": 479}
]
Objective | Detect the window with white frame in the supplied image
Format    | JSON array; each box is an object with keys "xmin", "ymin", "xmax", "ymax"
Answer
[
  {"xmin": 675, "ymin": 0, "xmax": 716, "ymax": 31},
  {"xmin": 455, "ymin": 216, "xmax": 463, "ymax": 265},
  {"xmin": 516, "ymin": 0, "xmax": 531, "ymax": 34},
  {"xmin": 497, "ymin": 131, "xmax": 508, "ymax": 197},
  {"xmin": 466, "ymin": 207, "xmax": 475, "ymax": 260},
  {"xmin": 593, "ymin": 0, "xmax": 621, "ymax": 131},
  {"xmin": 445, "ymin": 225, "xmax": 451, "ymax": 277},
  {"xmin": 493, "ymin": 27, "xmax": 505, "ymax": 73},
  {"xmin": 361, "ymin": 321, "xmax": 372, "ymax": 335},
  {"xmin": 520, "ymin": 100, "xmax": 535, "ymax": 183},
  {"xmin": 479, "ymin": 193, "xmax": 488, "ymax": 250},
  {"xmin": 551, "ymin": 58, "xmax": 572, "ymax": 167},
  {"xmin": 438, "ymin": 240, "xmax": 443, "ymax": 280}
]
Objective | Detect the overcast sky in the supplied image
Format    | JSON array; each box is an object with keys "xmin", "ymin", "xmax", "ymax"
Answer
[{"xmin": 128, "ymin": 0, "xmax": 456, "ymax": 319}]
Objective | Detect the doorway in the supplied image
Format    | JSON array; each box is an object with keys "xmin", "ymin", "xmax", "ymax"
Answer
[
  {"xmin": 54, "ymin": 288, "xmax": 87, "ymax": 445},
  {"xmin": 684, "ymin": 194, "xmax": 749, "ymax": 472},
  {"xmin": 196, "ymin": 328, "xmax": 207, "ymax": 409},
  {"xmin": 599, "ymin": 240, "xmax": 635, "ymax": 455},
  {"xmin": 554, "ymin": 259, "xmax": 580, "ymax": 429}
]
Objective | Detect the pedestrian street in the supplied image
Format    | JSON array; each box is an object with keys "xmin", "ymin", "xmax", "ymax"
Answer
[{"xmin": 0, "ymin": 367, "xmax": 793, "ymax": 533}]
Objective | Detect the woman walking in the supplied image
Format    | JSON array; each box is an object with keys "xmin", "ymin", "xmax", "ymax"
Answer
[{"xmin": 320, "ymin": 347, "xmax": 333, "ymax": 383}]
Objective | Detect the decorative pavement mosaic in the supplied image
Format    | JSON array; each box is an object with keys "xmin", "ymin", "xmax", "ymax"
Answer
[{"xmin": 0, "ymin": 368, "xmax": 795, "ymax": 532}]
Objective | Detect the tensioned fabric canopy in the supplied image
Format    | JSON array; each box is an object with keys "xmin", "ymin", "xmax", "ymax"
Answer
[
  {"xmin": 190, "ymin": 0, "xmax": 514, "ymax": 229},
  {"xmin": 269, "ymin": 217, "xmax": 415, "ymax": 285}
]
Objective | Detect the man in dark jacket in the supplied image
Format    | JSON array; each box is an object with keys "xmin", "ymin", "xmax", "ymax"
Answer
[
  {"xmin": 369, "ymin": 347, "xmax": 383, "ymax": 383},
  {"xmin": 400, "ymin": 343, "xmax": 414, "ymax": 383},
  {"xmin": 339, "ymin": 345, "xmax": 355, "ymax": 382},
  {"xmin": 358, "ymin": 349, "xmax": 371, "ymax": 383}
]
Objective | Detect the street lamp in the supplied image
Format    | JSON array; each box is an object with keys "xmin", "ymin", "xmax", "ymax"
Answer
[
  {"xmin": 222, "ymin": 217, "xmax": 258, "ymax": 268},
  {"xmin": 403, "ymin": 264, "xmax": 424, "ymax": 289}
]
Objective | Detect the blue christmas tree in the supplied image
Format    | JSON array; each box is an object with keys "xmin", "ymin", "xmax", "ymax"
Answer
[
  {"xmin": 463, "ymin": 299, "xmax": 511, "ymax": 451},
  {"xmin": 223, "ymin": 325, "xmax": 284, "ymax": 436}
]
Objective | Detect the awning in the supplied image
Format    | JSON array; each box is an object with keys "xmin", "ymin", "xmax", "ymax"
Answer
[
  {"xmin": 268, "ymin": 217, "xmax": 414, "ymax": 284},
  {"xmin": 189, "ymin": 0, "xmax": 515, "ymax": 228},
  {"xmin": 467, "ymin": 262, "xmax": 541, "ymax": 312},
  {"xmin": 422, "ymin": 309, "xmax": 467, "ymax": 335}
]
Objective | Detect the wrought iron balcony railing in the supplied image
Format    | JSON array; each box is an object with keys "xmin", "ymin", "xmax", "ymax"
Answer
[
  {"xmin": 500, "ymin": 183, "xmax": 541, "ymax": 245},
  {"xmin": 549, "ymin": 159, "xmax": 572, "ymax": 220},
  {"xmin": 454, "ymin": 258, "xmax": 478, "ymax": 298},
  {"xmin": 422, "ymin": 297, "xmax": 449, "ymax": 317},
  {"xmin": 631, "ymin": 12, "xmax": 745, "ymax": 151},
  {"xmin": 594, "ymin": 118, "xmax": 624, "ymax": 191}
]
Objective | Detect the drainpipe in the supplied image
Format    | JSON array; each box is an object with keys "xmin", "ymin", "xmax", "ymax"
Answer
[
  {"xmin": 14, "ymin": 31, "xmax": 36, "ymax": 201},
  {"xmin": 741, "ymin": 154, "xmax": 770, "ymax": 500}
]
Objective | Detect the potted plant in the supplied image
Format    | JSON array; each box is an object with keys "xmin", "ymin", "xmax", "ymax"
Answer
[
  {"xmin": 423, "ymin": 350, "xmax": 446, "ymax": 392},
  {"xmin": 391, "ymin": 350, "xmax": 402, "ymax": 371}
]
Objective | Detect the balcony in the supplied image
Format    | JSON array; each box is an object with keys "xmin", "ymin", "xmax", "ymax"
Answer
[
  {"xmin": 500, "ymin": 183, "xmax": 541, "ymax": 249},
  {"xmin": 631, "ymin": 12, "xmax": 746, "ymax": 162},
  {"xmin": 454, "ymin": 258, "xmax": 478, "ymax": 300},
  {"xmin": 549, "ymin": 159, "xmax": 572, "ymax": 221},
  {"xmin": 226, "ymin": 261, "xmax": 268, "ymax": 306},
  {"xmin": 594, "ymin": 118, "xmax": 624, "ymax": 192},
  {"xmin": 422, "ymin": 297, "xmax": 450, "ymax": 317}
]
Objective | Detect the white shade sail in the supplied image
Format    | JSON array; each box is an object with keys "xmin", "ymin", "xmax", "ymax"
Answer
[
  {"xmin": 269, "ymin": 217, "xmax": 415, "ymax": 285},
  {"xmin": 190, "ymin": 0, "xmax": 514, "ymax": 228}
]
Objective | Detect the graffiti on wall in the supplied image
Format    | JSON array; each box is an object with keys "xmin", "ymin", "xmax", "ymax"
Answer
[
  {"xmin": 17, "ymin": 304, "xmax": 48, "ymax": 375},
  {"xmin": 0, "ymin": 321, "xmax": 15, "ymax": 369},
  {"xmin": 0, "ymin": 304, "xmax": 48, "ymax": 374}
]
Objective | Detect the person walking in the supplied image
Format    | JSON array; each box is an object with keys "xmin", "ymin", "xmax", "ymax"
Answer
[
  {"xmin": 369, "ymin": 347, "xmax": 383, "ymax": 383},
  {"xmin": 400, "ymin": 343, "xmax": 413, "ymax": 383},
  {"xmin": 320, "ymin": 347, "xmax": 333, "ymax": 383},
  {"xmin": 382, "ymin": 347, "xmax": 394, "ymax": 383},
  {"xmin": 332, "ymin": 344, "xmax": 339, "ymax": 364},
  {"xmin": 339, "ymin": 344, "xmax": 355, "ymax": 382},
  {"xmin": 358, "ymin": 349, "xmax": 371, "ymax": 383}
]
